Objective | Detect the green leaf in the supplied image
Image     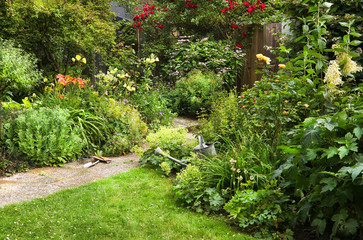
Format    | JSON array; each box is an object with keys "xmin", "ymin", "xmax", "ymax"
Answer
[
  {"xmin": 323, "ymin": 146, "xmax": 338, "ymax": 159},
  {"xmin": 320, "ymin": 177, "xmax": 337, "ymax": 193},
  {"xmin": 306, "ymin": 148, "xmax": 317, "ymax": 161},
  {"xmin": 350, "ymin": 32, "xmax": 362, "ymax": 38},
  {"xmin": 339, "ymin": 22, "xmax": 349, "ymax": 27},
  {"xmin": 351, "ymin": 164, "xmax": 363, "ymax": 181},
  {"xmin": 350, "ymin": 40, "xmax": 362, "ymax": 47},
  {"xmin": 312, "ymin": 218, "xmax": 326, "ymax": 235},
  {"xmin": 338, "ymin": 146, "xmax": 349, "ymax": 159},
  {"xmin": 302, "ymin": 125, "xmax": 321, "ymax": 148},
  {"xmin": 353, "ymin": 127, "xmax": 362, "ymax": 139},
  {"xmin": 345, "ymin": 218, "xmax": 359, "ymax": 235}
]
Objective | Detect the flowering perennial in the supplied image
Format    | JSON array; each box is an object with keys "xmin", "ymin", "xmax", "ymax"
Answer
[{"xmin": 56, "ymin": 74, "xmax": 86, "ymax": 88}]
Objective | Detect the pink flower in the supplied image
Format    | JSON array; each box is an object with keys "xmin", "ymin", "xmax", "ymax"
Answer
[
  {"xmin": 158, "ymin": 24, "xmax": 164, "ymax": 29},
  {"xmin": 221, "ymin": 8, "xmax": 227, "ymax": 13},
  {"xmin": 252, "ymin": 98, "xmax": 256, "ymax": 102},
  {"xmin": 252, "ymin": 4, "xmax": 257, "ymax": 9},
  {"xmin": 244, "ymin": 1, "xmax": 249, "ymax": 7},
  {"xmin": 165, "ymin": 7, "xmax": 168, "ymax": 11},
  {"xmin": 248, "ymin": 7, "xmax": 253, "ymax": 12},
  {"xmin": 259, "ymin": 3, "xmax": 266, "ymax": 9}
]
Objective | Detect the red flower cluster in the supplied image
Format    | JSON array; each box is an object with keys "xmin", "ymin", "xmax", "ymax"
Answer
[
  {"xmin": 244, "ymin": 1, "xmax": 266, "ymax": 13},
  {"xmin": 221, "ymin": 0, "xmax": 238, "ymax": 12},
  {"xmin": 57, "ymin": 74, "xmax": 86, "ymax": 88},
  {"xmin": 186, "ymin": 2, "xmax": 198, "ymax": 9},
  {"xmin": 236, "ymin": 43, "xmax": 243, "ymax": 48},
  {"xmin": 231, "ymin": 23, "xmax": 239, "ymax": 29},
  {"xmin": 132, "ymin": 4, "xmax": 157, "ymax": 31}
]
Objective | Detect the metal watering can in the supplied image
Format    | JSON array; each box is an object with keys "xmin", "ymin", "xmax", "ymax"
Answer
[{"xmin": 193, "ymin": 135, "xmax": 219, "ymax": 157}]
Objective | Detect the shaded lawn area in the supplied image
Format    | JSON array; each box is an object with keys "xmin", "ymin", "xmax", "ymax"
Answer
[{"xmin": 0, "ymin": 167, "xmax": 257, "ymax": 240}]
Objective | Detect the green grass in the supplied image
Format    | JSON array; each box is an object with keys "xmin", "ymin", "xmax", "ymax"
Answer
[{"xmin": 0, "ymin": 167, "xmax": 257, "ymax": 240}]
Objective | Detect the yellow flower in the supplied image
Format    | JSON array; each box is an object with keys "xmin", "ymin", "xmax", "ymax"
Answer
[
  {"xmin": 81, "ymin": 58, "xmax": 87, "ymax": 64},
  {"xmin": 304, "ymin": 104, "xmax": 309, "ymax": 108},
  {"xmin": 297, "ymin": 101, "xmax": 302, "ymax": 104},
  {"xmin": 256, "ymin": 53, "xmax": 271, "ymax": 64},
  {"xmin": 32, "ymin": 93, "xmax": 36, "ymax": 97},
  {"xmin": 72, "ymin": 58, "xmax": 76, "ymax": 62},
  {"xmin": 76, "ymin": 55, "xmax": 81, "ymax": 61},
  {"xmin": 278, "ymin": 64, "xmax": 286, "ymax": 69},
  {"xmin": 44, "ymin": 78, "xmax": 48, "ymax": 82},
  {"xmin": 282, "ymin": 110, "xmax": 288, "ymax": 114}
]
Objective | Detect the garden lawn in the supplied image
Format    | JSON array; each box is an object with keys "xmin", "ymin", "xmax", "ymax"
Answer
[{"xmin": 0, "ymin": 167, "xmax": 257, "ymax": 240}]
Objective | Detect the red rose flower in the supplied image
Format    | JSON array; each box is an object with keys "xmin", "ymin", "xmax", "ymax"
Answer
[
  {"xmin": 252, "ymin": 4, "xmax": 257, "ymax": 9},
  {"xmin": 248, "ymin": 7, "xmax": 253, "ymax": 12},
  {"xmin": 236, "ymin": 43, "xmax": 243, "ymax": 48},
  {"xmin": 259, "ymin": 3, "xmax": 266, "ymax": 9},
  {"xmin": 244, "ymin": 1, "xmax": 249, "ymax": 7}
]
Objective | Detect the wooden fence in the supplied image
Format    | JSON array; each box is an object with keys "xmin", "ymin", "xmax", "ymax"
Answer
[{"xmin": 238, "ymin": 23, "xmax": 282, "ymax": 91}]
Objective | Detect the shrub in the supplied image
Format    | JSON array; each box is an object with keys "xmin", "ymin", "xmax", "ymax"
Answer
[
  {"xmin": 131, "ymin": 89, "xmax": 176, "ymax": 130},
  {"xmin": 224, "ymin": 181, "xmax": 292, "ymax": 238},
  {"xmin": 167, "ymin": 70, "xmax": 226, "ymax": 117},
  {"xmin": 163, "ymin": 38, "xmax": 245, "ymax": 90},
  {"xmin": 137, "ymin": 127, "xmax": 197, "ymax": 171},
  {"xmin": 173, "ymin": 164, "xmax": 224, "ymax": 213},
  {"xmin": 9, "ymin": 107, "xmax": 84, "ymax": 166},
  {"xmin": 0, "ymin": 38, "xmax": 42, "ymax": 101},
  {"xmin": 274, "ymin": 95, "xmax": 363, "ymax": 239}
]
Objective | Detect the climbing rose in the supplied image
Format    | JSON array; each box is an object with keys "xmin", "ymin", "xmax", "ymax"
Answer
[
  {"xmin": 244, "ymin": 1, "xmax": 249, "ymax": 6},
  {"xmin": 259, "ymin": 3, "xmax": 266, "ymax": 9}
]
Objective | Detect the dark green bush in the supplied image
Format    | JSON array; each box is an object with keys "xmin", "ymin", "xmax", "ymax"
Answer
[
  {"xmin": 274, "ymin": 92, "xmax": 363, "ymax": 239},
  {"xmin": 224, "ymin": 181, "xmax": 292, "ymax": 238}
]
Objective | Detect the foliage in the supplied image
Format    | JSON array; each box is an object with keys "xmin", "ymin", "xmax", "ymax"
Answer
[
  {"xmin": 0, "ymin": 106, "xmax": 29, "ymax": 176},
  {"xmin": 166, "ymin": 70, "xmax": 225, "ymax": 117},
  {"xmin": 163, "ymin": 37, "xmax": 245, "ymax": 90},
  {"xmin": 0, "ymin": 38, "xmax": 42, "ymax": 101},
  {"xmin": 280, "ymin": 0, "xmax": 363, "ymax": 82},
  {"xmin": 274, "ymin": 92, "xmax": 363, "ymax": 238},
  {"xmin": 224, "ymin": 181, "xmax": 292, "ymax": 238},
  {"xmin": 137, "ymin": 127, "xmax": 197, "ymax": 171},
  {"xmin": 38, "ymin": 75, "xmax": 147, "ymax": 155},
  {"xmin": 7, "ymin": 107, "xmax": 84, "ymax": 166},
  {"xmin": 173, "ymin": 164, "xmax": 225, "ymax": 213},
  {"xmin": 130, "ymin": 89, "xmax": 176, "ymax": 130},
  {"xmin": 1, "ymin": 0, "xmax": 116, "ymax": 77}
]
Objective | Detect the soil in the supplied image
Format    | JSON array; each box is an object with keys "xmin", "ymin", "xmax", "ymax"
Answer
[{"xmin": 0, "ymin": 117, "xmax": 199, "ymax": 208}]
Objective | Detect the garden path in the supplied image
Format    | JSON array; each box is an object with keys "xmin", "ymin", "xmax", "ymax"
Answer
[{"xmin": 0, "ymin": 117, "xmax": 198, "ymax": 208}]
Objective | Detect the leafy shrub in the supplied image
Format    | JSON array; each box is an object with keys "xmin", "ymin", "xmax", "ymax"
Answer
[
  {"xmin": 163, "ymin": 38, "xmax": 245, "ymax": 90},
  {"xmin": 131, "ymin": 89, "xmax": 176, "ymax": 130},
  {"xmin": 281, "ymin": 0, "xmax": 363, "ymax": 81},
  {"xmin": 38, "ymin": 77, "xmax": 147, "ymax": 155},
  {"xmin": 9, "ymin": 107, "xmax": 84, "ymax": 166},
  {"xmin": 0, "ymin": 38, "xmax": 42, "ymax": 101},
  {"xmin": 274, "ymin": 96, "xmax": 363, "ymax": 238},
  {"xmin": 167, "ymin": 70, "xmax": 225, "ymax": 117},
  {"xmin": 224, "ymin": 181, "xmax": 292, "ymax": 238},
  {"xmin": 137, "ymin": 127, "xmax": 197, "ymax": 171},
  {"xmin": 173, "ymin": 164, "xmax": 224, "ymax": 213}
]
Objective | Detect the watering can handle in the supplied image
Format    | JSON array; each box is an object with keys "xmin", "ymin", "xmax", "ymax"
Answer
[{"xmin": 198, "ymin": 135, "xmax": 204, "ymax": 148}]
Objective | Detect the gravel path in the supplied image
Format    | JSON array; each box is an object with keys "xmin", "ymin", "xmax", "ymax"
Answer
[{"xmin": 0, "ymin": 117, "xmax": 199, "ymax": 208}]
